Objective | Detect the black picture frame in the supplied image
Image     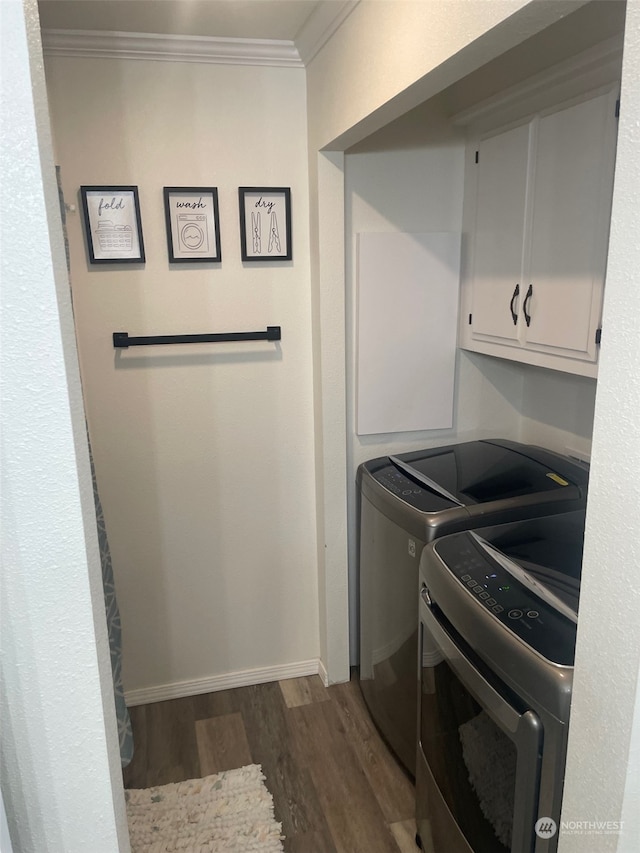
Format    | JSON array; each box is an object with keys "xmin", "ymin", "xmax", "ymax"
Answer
[
  {"xmin": 238, "ymin": 187, "xmax": 292, "ymax": 262},
  {"xmin": 163, "ymin": 187, "xmax": 222, "ymax": 263},
  {"xmin": 80, "ymin": 185, "xmax": 145, "ymax": 264}
]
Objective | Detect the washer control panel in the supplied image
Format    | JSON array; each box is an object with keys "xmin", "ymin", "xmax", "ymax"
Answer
[
  {"xmin": 373, "ymin": 465, "xmax": 454, "ymax": 512},
  {"xmin": 433, "ymin": 534, "xmax": 576, "ymax": 665}
]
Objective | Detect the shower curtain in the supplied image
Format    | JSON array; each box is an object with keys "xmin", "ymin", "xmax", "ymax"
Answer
[
  {"xmin": 88, "ymin": 437, "xmax": 134, "ymax": 766},
  {"xmin": 57, "ymin": 168, "xmax": 134, "ymax": 766}
]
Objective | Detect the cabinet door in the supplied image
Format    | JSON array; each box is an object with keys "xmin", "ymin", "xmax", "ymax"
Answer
[
  {"xmin": 524, "ymin": 90, "xmax": 616, "ymax": 360},
  {"xmin": 469, "ymin": 121, "xmax": 532, "ymax": 345}
]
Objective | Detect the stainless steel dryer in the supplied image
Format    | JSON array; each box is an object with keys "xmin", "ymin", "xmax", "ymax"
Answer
[
  {"xmin": 416, "ymin": 510, "xmax": 585, "ymax": 853},
  {"xmin": 357, "ymin": 439, "xmax": 588, "ymax": 776}
]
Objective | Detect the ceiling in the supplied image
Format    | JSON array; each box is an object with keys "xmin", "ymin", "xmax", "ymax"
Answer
[
  {"xmin": 38, "ymin": 0, "xmax": 626, "ymax": 135},
  {"xmin": 37, "ymin": 0, "xmax": 327, "ymax": 42}
]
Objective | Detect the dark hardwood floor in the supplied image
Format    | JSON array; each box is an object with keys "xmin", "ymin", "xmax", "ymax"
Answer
[{"xmin": 122, "ymin": 672, "xmax": 421, "ymax": 853}]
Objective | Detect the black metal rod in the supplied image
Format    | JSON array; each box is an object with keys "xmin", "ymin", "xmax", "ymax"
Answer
[{"xmin": 113, "ymin": 326, "xmax": 281, "ymax": 348}]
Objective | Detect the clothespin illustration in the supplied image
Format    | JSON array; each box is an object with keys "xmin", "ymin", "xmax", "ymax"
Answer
[
  {"xmin": 252, "ymin": 211, "xmax": 261, "ymax": 254},
  {"xmin": 268, "ymin": 211, "xmax": 281, "ymax": 254}
]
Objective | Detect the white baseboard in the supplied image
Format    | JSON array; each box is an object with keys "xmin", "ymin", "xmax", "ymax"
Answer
[
  {"xmin": 125, "ymin": 659, "xmax": 321, "ymax": 707},
  {"xmin": 318, "ymin": 658, "xmax": 329, "ymax": 687}
]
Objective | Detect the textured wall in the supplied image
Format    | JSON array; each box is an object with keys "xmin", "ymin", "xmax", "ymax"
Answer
[{"xmin": 0, "ymin": 1, "xmax": 128, "ymax": 850}]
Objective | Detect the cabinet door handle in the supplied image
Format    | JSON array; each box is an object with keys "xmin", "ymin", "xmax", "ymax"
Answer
[
  {"xmin": 509, "ymin": 284, "xmax": 520, "ymax": 325},
  {"xmin": 523, "ymin": 284, "xmax": 533, "ymax": 327}
]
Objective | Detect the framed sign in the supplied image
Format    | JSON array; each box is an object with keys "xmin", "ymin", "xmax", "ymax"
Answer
[
  {"xmin": 80, "ymin": 185, "xmax": 145, "ymax": 263},
  {"xmin": 238, "ymin": 187, "xmax": 291, "ymax": 262},
  {"xmin": 163, "ymin": 187, "xmax": 222, "ymax": 263}
]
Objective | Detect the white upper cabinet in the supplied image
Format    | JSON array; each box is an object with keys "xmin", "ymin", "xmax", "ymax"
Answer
[
  {"xmin": 460, "ymin": 81, "xmax": 619, "ymax": 377},
  {"xmin": 525, "ymin": 91, "xmax": 615, "ymax": 358},
  {"xmin": 470, "ymin": 121, "xmax": 531, "ymax": 345}
]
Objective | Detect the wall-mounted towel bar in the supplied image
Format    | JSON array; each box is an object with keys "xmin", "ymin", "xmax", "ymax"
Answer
[{"xmin": 113, "ymin": 326, "xmax": 281, "ymax": 348}]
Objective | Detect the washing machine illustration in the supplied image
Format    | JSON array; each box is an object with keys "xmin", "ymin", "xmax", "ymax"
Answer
[{"xmin": 177, "ymin": 213, "xmax": 209, "ymax": 253}]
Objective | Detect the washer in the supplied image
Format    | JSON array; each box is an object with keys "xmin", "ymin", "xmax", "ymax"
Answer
[
  {"xmin": 357, "ymin": 438, "xmax": 588, "ymax": 776},
  {"xmin": 416, "ymin": 510, "xmax": 585, "ymax": 852},
  {"xmin": 177, "ymin": 213, "xmax": 209, "ymax": 253}
]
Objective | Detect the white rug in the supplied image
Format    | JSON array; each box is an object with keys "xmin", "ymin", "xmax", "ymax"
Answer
[{"xmin": 126, "ymin": 764, "xmax": 284, "ymax": 852}]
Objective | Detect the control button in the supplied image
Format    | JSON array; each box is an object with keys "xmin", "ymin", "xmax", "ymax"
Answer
[
  {"xmin": 466, "ymin": 579, "xmax": 477, "ymax": 587},
  {"xmin": 486, "ymin": 598, "xmax": 496, "ymax": 606},
  {"xmin": 508, "ymin": 609, "xmax": 523, "ymax": 620},
  {"xmin": 479, "ymin": 592, "xmax": 490, "ymax": 600},
  {"xmin": 461, "ymin": 574, "xmax": 472, "ymax": 582},
  {"xmin": 473, "ymin": 585, "xmax": 483, "ymax": 593},
  {"xmin": 492, "ymin": 604, "xmax": 504, "ymax": 614},
  {"xmin": 527, "ymin": 610, "xmax": 539, "ymax": 619},
  {"xmin": 402, "ymin": 490, "xmax": 412, "ymax": 496}
]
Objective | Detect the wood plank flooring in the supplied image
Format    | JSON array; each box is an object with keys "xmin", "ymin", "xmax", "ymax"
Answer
[{"xmin": 122, "ymin": 672, "xmax": 419, "ymax": 853}]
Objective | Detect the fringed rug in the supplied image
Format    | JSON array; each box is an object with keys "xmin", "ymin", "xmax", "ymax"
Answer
[{"xmin": 126, "ymin": 764, "xmax": 284, "ymax": 852}]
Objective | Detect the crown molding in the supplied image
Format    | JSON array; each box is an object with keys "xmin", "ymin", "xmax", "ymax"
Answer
[
  {"xmin": 40, "ymin": 0, "xmax": 359, "ymax": 68},
  {"xmin": 296, "ymin": 0, "xmax": 360, "ymax": 66},
  {"xmin": 41, "ymin": 29, "xmax": 304, "ymax": 68}
]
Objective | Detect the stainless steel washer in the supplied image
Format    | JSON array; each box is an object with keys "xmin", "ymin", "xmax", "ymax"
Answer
[{"xmin": 357, "ymin": 439, "xmax": 588, "ymax": 776}]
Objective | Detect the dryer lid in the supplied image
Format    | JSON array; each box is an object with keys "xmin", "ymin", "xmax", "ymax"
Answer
[
  {"xmin": 430, "ymin": 511, "xmax": 585, "ymax": 665},
  {"xmin": 478, "ymin": 510, "xmax": 585, "ymax": 614},
  {"xmin": 470, "ymin": 533, "xmax": 580, "ymax": 622}
]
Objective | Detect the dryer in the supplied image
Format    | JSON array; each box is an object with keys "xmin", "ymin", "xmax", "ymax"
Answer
[
  {"xmin": 357, "ymin": 438, "xmax": 588, "ymax": 776},
  {"xmin": 416, "ymin": 510, "xmax": 586, "ymax": 852}
]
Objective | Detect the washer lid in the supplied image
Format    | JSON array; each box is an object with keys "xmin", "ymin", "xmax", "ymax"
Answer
[
  {"xmin": 394, "ymin": 439, "xmax": 581, "ymax": 506},
  {"xmin": 371, "ymin": 462, "xmax": 459, "ymax": 512}
]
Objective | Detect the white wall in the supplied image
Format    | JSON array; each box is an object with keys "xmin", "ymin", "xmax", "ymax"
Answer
[
  {"xmin": 344, "ymin": 103, "xmax": 528, "ymax": 463},
  {"xmin": 518, "ymin": 365, "xmax": 597, "ymax": 459},
  {"xmin": 0, "ymin": 1, "xmax": 128, "ymax": 850},
  {"xmin": 309, "ymin": 149, "xmax": 351, "ymax": 684},
  {"xmin": 306, "ymin": 0, "xmax": 583, "ymax": 150},
  {"xmin": 44, "ymin": 54, "xmax": 319, "ymax": 697},
  {"xmin": 344, "ymin": 102, "xmax": 529, "ymax": 655}
]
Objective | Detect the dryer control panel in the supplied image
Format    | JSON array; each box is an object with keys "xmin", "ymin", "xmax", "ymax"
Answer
[{"xmin": 433, "ymin": 534, "xmax": 577, "ymax": 665}]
